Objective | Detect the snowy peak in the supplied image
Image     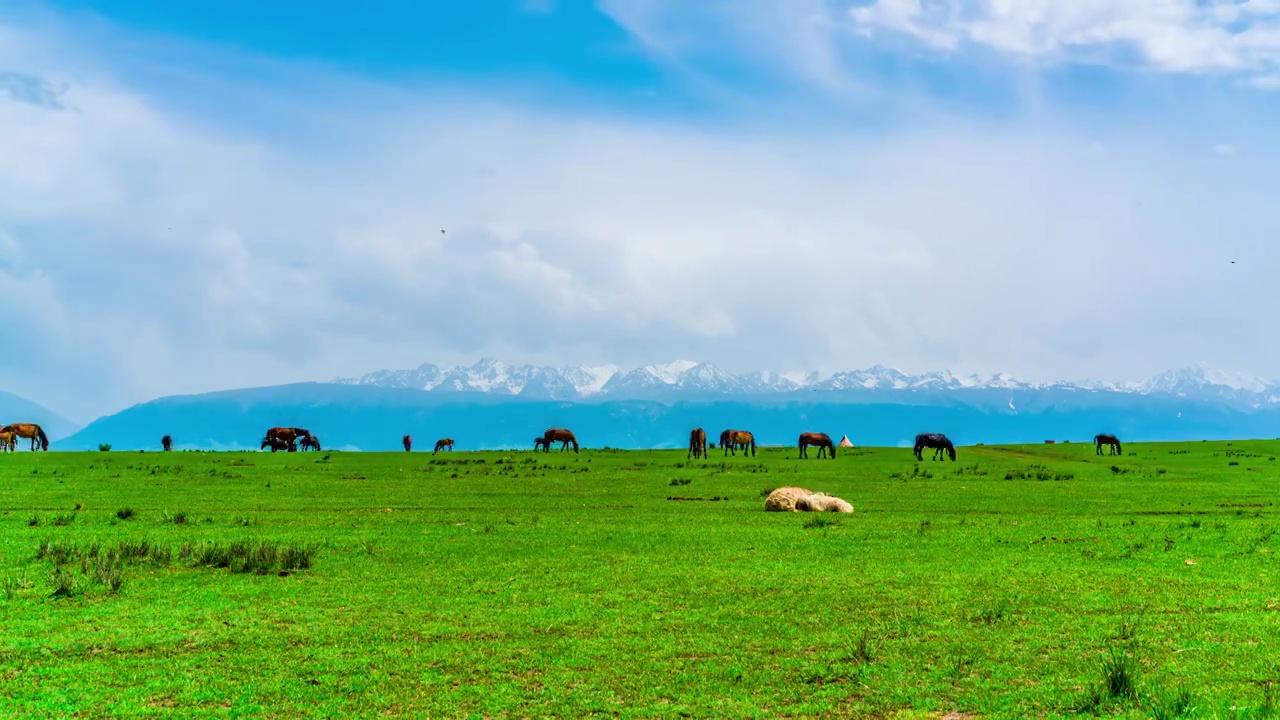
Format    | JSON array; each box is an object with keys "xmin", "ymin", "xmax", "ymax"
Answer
[
  {"xmin": 333, "ymin": 360, "xmax": 1280, "ymax": 409},
  {"xmin": 1140, "ymin": 362, "xmax": 1269, "ymax": 395}
]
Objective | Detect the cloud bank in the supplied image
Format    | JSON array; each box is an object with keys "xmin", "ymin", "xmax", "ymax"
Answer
[{"xmin": 1, "ymin": 6, "xmax": 1279, "ymax": 419}]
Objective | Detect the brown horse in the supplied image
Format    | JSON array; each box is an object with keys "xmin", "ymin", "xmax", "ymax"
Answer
[
  {"xmin": 0, "ymin": 431, "xmax": 15, "ymax": 453},
  {"xmin": 688, "ymin": 428, "xmax": 708, "ymax": 460},
  {"xmin": 403, "ymin": 435, "xmax": 412, "ymax": 452},
  {"xmin": 720, "ymin": 429, "xmax": 756, "ymax": 457},
  {"xmin": 798, "ymin": 432, "xmax": 836, "ymax": 459},
  {"xmin": 265, "ymin": 427, "xmax": 306, "ymax": 446},
  {"xmin": 534, "ymin": 437, "xmax": 549, "ymax": 451},
  {"xmin": 300, "ymin": 436, "xmax": 322, "ymax": 451},
  {"xmin": 2, "ymin": 423, "xmax": 48, "ymax": 451},
  {"xmin": 542, "ymin": 428, "xmax": 579, "ymax": 453},
  {"xmin": 434, "ymin": 438, "xmax": 454, "ymax": 454},
  {"xmin": 161, "ymin": 434, "xmax": 173, "ymax": 452}
]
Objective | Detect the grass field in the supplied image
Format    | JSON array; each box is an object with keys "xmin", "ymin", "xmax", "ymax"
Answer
[{"xmin": 1, "ymin": 440, "xmax": 1279, "ymax": 718}]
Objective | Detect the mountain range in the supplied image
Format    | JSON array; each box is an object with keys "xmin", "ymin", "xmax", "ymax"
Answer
[
  {"xmin": 335, "ymin": 358, "xmax": 1280, "ymax": 410},
  {"xmin": 21, "ymin": 359, "xmax": 1280, "ymax": 451}
]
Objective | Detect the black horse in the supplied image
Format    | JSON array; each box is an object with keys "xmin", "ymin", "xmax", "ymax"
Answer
[
  {"xmin": 1094, "ymin": 433, "xmax": 1122, "ymax": 456},
  {"xmin": 161, "ymin": 435, "xmax": 173, "ymax": 452},
  {"xmin": 261, "ymin": 437, "xmax": 295, "ymax": 453},
  {"xmin": 913, "ymin": 433, "xmax": 956, "ymax": 461}
]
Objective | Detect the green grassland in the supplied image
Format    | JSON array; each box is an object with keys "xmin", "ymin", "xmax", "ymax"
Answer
[{"xmin": 1, "ymin": 440, "xmax": 1279, "ymax": 718}]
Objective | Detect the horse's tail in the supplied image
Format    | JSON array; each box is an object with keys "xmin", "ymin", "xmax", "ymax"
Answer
[{"xmin": 36, "ymin": 426, "xmax": 48, "ymax": 451}]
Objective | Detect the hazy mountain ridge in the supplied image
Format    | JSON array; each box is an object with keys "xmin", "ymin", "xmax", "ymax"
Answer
[
  {"xmin": 0, "ymin": 391, "xmax": 81, "ymax": 441},
  {"xmin": 336, "ymin": 359, "xmax": 1280, "ymax": 410},
  {"xmin": 53, "ymin": 381, "xmax": 1280, "ymax": 452}
]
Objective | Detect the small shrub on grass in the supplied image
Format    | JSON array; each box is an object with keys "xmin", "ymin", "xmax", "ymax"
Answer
[
  {"xmin": 1150, "ymin": 686, "xmax": 1194, "ymax": 720},
  {"xmin": 232, "ymin": 515, "xmax": 260, "ymax": 527},
  {"xmin": 97, "ymin": 444, "xmax": 111, "ymax": 452},
  {"xmin": 90, "ymin": 556, "xmax": 124, "ymax": 593},
  {"xmin": 161, "ymin": 510, "xmax": 189, "ymax": 525},
  {"xmin": 848, "ymin": 627, "xmax": 877, "ymax": 665},
  {"xmin": 2, "ymin": 572, "xmax": 28, "ymax": 601},
  {"xmin": 116, "ymin": 507, "xmax": 135, "ymax": 521},
  {"xmin": 51, "ymin": 513, "xmax": 75, "ymax": 527},
  {"xmin": 49, "ymin": 568, "xmax": 81, "ymax": 599},
  {"xmin": 1101, "ymin": 644, "xmax": 1138, "ymax": 700},
  {"xmin": 27, "ymin": 514, "xmax": 40, "ymax": 528},
  {"xmin": 975, "ymin": 598, "xmax": 1011, "ymax": 625},
  {"xmin": 189, "ymin": 540, "xmax": 318, "ymax": 573},
  {"xmin": 36, "ymin": 538, "xmax": 79, "ymax": 565}
]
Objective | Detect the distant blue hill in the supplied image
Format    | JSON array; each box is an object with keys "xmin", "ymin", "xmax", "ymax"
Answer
[
  {"xmin": 0, "ymin": 391, "xmax": 80, "ymax": 443},
  {"xmin": 52, "ymin": 381, "xmax": 1280, "ymax": 451}
]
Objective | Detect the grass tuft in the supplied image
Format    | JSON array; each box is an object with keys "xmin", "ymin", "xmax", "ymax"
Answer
[{"xmin": 802, "ymin": 514, "xmax": 839, "ymax": 530}]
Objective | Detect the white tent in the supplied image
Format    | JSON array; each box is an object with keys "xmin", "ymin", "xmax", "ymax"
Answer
[{"xmin": 837, "ymin": 435, "xmax": 854, "ymax": 448}]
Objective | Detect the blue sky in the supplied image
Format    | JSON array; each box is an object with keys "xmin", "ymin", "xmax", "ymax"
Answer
[{"xmin": 4, "ymin": 0, "xmax": 1280, "ymax": 420}]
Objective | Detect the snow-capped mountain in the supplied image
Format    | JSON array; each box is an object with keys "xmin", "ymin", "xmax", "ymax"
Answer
[{"xmin": 333, "ymin": 359, "xmax": 1280, "ymax": 410}]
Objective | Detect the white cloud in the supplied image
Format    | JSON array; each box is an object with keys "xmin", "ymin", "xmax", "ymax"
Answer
[
  {"xmin": 2, "ymin": 10, "xmax": 1280, "ymax": 419},
  {"xmin": 849, "ymin": 0, "xmax": 1280, "ymax": 82}
]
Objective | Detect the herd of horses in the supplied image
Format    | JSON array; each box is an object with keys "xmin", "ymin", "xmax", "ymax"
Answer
[{"xmin": 0, "ymin": 421, "xmax": 1126, "ymax": 459}]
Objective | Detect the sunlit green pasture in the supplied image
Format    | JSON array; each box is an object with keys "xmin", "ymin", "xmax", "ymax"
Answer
[{"xmin": 1, "ymin": 440, "xmax": 1278, "ymax": 718}]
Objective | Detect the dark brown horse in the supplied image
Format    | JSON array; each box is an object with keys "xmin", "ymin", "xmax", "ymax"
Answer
[
  {"xmin": 1094, "ymin": 433, "xmax": 1122, "ymax": 456},
  {"xmin": 720, "ymin": 429, "xmax": 757, "ymax": 457},
  {"xmin": 542, "ymin": 428, "xmax": 579, "ymax": 453},
  {"xmin": 798, "ymin": 432, "xmax": 836, "ymax": 459},
  {"xmin": 403, "ymin": 435, "xmax": 412, "ymax": 452},
  {"xmin": 2, "ymin": 423, "xmax": 48, "ymax": 451},
  {"xmin": 434, "ymin": 438, "xmax": 454, "ymax": 454},
  {"xmin": 913, "ymin": 433, "xmax": 956, "ymax": 461},
  {"xmin": 300, "ymin": 436, "xmax": 321, "ymax": 451},
  {"xmin": 534, "ymin": 437, "xmax": 549, "ymax": 451},
  {"xmin": 688, "ymin": 428, "xmax": 708, "ymax": 459},
  {"xmin": 265, "ymin": 427, "xmax": 307, "ymax": 447},
  {"xmin": 261, "ymin": 436, "xmax": 294, "ymax": 452},
  {"xmin": 0, "ymin": 430, "xmax": 15, "ymax": 452},
  {"xmin": 161, "ymin": 435, "xmax": 173, "ymax": 452}
]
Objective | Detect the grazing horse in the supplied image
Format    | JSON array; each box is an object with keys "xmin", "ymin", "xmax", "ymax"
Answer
[
  {"xmin": 0, "ymin": 431, "xmax": 15, "ymax": 452},
  {"xmin": 434, "ymin": 438, "xmax": 454, "ymax": 454},
  {"xmin": 161, "ymin": 435, "xmax": 173, "ymax": 452},
  {"xmin": 534, "ymin": 437, "xmax": 550, "ymax": 451},
  {"xmin": 913, "ymin": 433, "xmax": 957, "ymax": 461},
  {"xmin": 542, "ymin": 428, "xmax": 579, "ymax": 453},
  {"xmin": 1094, "ymin": 433, "xmax": 1122, "ymax": 456},
  {"xmin": 688, "ymin": 428, "xmax": 708, "ymax": 460},
  {"xmin": 403, "ymin": 435, "xmax": 412, "ymax": 452},
  {"xmin": 721, "ymin": 430, "xmax": 757, "ymax": 457},
  {"xmin": 261, "ymin": 437, "xmax": 294, "ymax": 452},
  {"xmin": 265, "ymin": 427, "xmax": 307, "ymax": 447},
  {"xmin": 2, "ymin": 424, "xmax": 48, "ymax": 451},
  {"xmin": 798, "ymin": 432, "xmax": 836, "ymax": 459},
  {"xmin": 300, "ymin": 436, "xmax": 322, "ymax": 452}
]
